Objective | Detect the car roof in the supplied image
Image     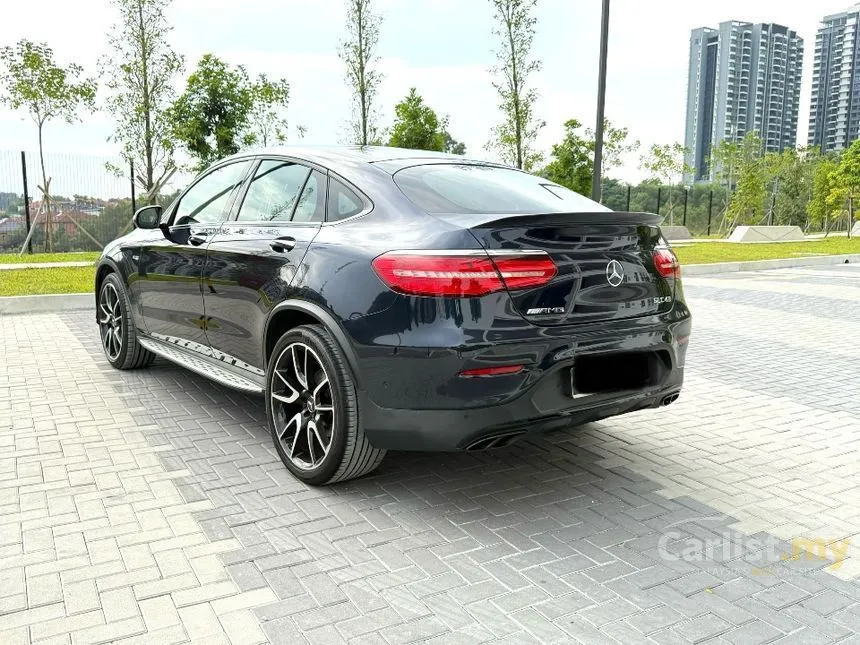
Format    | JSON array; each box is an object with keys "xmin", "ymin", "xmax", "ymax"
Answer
[{"xmin": 220, "ymin": 145, "xmax": 508, "ymax": 175}]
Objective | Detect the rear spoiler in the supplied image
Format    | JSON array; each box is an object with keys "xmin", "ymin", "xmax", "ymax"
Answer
[{"xmin": 467, "ymin": 211, "xmax": 663, "ymax": 229}]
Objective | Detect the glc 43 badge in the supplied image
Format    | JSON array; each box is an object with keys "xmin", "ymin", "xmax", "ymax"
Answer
[{"xmin": 653, "ymin": 296, "xmax": 673, "ymax": 304}]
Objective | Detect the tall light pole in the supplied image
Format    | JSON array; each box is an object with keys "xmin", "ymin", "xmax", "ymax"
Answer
[{"xmin": 591, "ymin": 0, "xmax": 611, "ymax": 203}]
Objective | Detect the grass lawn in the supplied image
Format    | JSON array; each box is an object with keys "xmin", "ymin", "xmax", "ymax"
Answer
[
  {"xmin": 674, "ymin": 237, "xmax": 860, "ymax": 265},
  {"xmin": 0, "ymin": 266, "xmax": 96, "ymax": 296},
  {"xmin": 0, "ymin": 251, "xmax": 100, "ymax": 264}
]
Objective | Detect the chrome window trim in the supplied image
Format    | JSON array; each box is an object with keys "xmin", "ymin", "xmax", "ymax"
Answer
[{"xmin": 224, "ymin": 154, "xmax": 375, "ymax": 227}]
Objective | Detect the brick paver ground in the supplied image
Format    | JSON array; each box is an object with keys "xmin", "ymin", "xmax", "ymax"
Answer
[{"xmin": 1, "ymin": 264, "xmax": 859, "ymax": 644}]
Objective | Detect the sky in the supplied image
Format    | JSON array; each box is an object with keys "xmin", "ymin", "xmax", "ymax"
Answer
[{"xmin": 0, "ymin": 0, "xmax": 850, "ymax": 198}]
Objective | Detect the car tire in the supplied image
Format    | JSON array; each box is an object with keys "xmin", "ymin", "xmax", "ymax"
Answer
[
  {"xmin": 266, "ymin": 324, "xmax": 385, "ymax": 485},
  {"xmin": 97, "ymin": 272, "xmax": 155, "ymax": 370}
]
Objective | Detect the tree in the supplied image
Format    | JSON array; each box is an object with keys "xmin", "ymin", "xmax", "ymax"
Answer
[
  {"xmin": 539, "ymin": 118, "xmax": 637, "ymax": 197},
  {"xmin": 638, "ymin": 142, "xmax": 692, "ymax": 223},
  {"xmin": 724, "ymin": 132, "xmax": 767, "ymax": 228},
  {"xmin": 245, "ymin": 73, "xmax": 290, "ymax": 147},
  {"xmin": 828, "ymin": 139, "xmax": 860, "ymax": 233},
  {"xmin": 710, "ymin": 138, "xmax": 741, "ymax": 190},
  {"xmin": 339, "ymin": 0, "xmax": 383, "ymax": 146},
  {"xmin": 766, "ymin": 147, "xmax": 816, "ymax": 227},
  {"xmin": 639, "ymin": 142, "xmax": 691, "ymax": 186},
  {"xmin": 442, "ymin": 131, "xmax": 466, "ymax": 155},
  {"xmin": 486, "ymin": 0, "xmax": 544, "ymax": 171},
  {"xmin": 387, "ymin": 88, "xmax": 466, "ymax": 154},
  {"xmin": 103, "ymin": 0, "xmax": 184, "ymax": 202},
  {"xmin": 170, "ymin": 57, "xmax": 290, "ymax": 169},
  {"xmin": 0, "ymin": 40, "xmax": 96, "ymax": 252},
  {"xmin": 388, "ymin": 88, "xmax": 444, "ymax": 151},
  {"xmin": 586, "ymin": 120, "xmax": 639, "ymax": 179},
  {"xmin": 169, "ymin": 54, "xmax": 253, "ymax": 170},
  {"xmin": 808, "ymin": 156, "xmax": 840, "ymax": 233},
  {"xmin": 539, "ymin": 119, "xmax": 593, "ymax": 195}
]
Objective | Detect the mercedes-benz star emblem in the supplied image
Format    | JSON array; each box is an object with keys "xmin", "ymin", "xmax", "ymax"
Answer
[{"xmin": 606, "ymin": 260, "xmax": 624, "ymax": 287}]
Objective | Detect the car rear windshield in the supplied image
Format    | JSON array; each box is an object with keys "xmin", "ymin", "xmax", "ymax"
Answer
[{"xmin": 392, "ymin": 163, "xmax": 610, "ymax": 214}]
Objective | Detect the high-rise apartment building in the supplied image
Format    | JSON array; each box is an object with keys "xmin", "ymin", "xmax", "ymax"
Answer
[
  {"xmin": 809, "ymin": 6, "xmax": 860, "ymax": 152},
  {"xmin": 684, "ymin": 21, "xmax": 804, "ymax": 182}
]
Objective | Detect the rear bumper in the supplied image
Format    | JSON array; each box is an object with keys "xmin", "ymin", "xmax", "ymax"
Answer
[
  {"xmin": 346, "ymin": 305, "xmax": 691, "ymax": 452},
  {"xmin": 359, "ymin": 368, "xmax": 683, "ymax": 451}
]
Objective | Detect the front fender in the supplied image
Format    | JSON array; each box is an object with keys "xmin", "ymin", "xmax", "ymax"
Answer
[{"xmin": 94, "ymin": 257, "xmax": 124, "ymax": 322}]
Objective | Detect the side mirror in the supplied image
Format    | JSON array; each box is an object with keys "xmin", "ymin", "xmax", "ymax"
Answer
[{"xmin": 133, "ymin": 205, "xmax": 162, "ymax": 230}]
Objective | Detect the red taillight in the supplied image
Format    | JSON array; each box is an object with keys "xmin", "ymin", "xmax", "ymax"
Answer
[
  {"xmin": 653, "ymin": 248, "xmax": 681, "ymax": 279},
  {"xmin": 371, "ymin": 251, "xmax": 556, "ymax": 297},
  {"xmin": 459, "ymin": 364, "xmax": 524, "ymax": 377},
  {"xmin": 491, "ymin": 255, "xmax": 558, "ymax": 290}
]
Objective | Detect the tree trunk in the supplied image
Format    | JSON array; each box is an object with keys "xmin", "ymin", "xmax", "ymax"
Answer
[
  {"xmin": 505, "ymin": 8, "xmax": 523, "ymax": 169},
  {"xmin": 357, "ymin": 0, "xmax": 368, "ymax": 146},
  {"xmin": 137, "ymin": 0, "xmax": 155, "ymax": 198},
  {"xmin": 37, "ymin": 122, "xmax": 53, "ymax": 253}
]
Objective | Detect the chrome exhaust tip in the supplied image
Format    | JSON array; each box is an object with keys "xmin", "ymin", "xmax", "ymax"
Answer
[
  {"xmin": 661, "ymin": 393, "xmax": 680, "ymax": 406},
  {"xmin": 464, "ymin": 431, "xmax": 525, "ymax": 451}
]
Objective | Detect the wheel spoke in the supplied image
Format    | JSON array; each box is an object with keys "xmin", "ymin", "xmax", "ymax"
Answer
[
  {"xmin": 273, "ymin": 371, "xmax": 300, "ymax": 403},
  {"xmin": 288, "ymin": 425, "xmax": 304, "ymax": 459},
  {"xmin": 280, "ymin": 411, "xmax": 302, "ymax": 444},
  {"xmin": 306, "ymin": 420, "xmax": 317, "ymax": 464},
  {"xmin": 311, "ymin": 421, "xmax": 330, "ymax": 455},
  {"xmin": 312, "ymin": 377, "xmax": 332, "ymax": 414},
  {"xmin": 292, "ymin": 345, "xmax": 308, "ymax": 389},
  {"xmin": 312, "ymin": 377, "xmax": 328, "ymax": 397}
]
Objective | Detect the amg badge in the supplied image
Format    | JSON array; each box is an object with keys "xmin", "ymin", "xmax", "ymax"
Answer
[{"xmin": 526, "ymin": 306, "xmax": 566, "ymax": 315}]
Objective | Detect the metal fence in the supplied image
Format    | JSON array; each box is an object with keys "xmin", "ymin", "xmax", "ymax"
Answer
[
  {"xmin": 0, "ymin": 151, "xmax": 832, "ymax": 254},
  {"xmin": 0, "ymin": 150, "xmax": 186, "ymax": 254},
  {"xmin": 600, "ymin": 181, "xmax": 731, "ymax": 237}
]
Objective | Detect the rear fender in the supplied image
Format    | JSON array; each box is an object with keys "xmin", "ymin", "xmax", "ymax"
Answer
[{"xmin": 263, "ymin": 300, "xmax": 364, "ymax": 387}]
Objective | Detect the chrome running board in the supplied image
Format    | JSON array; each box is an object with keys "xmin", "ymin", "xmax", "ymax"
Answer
[{"xmin": 138, "ymin": 337, "xmax": 264, "ymax": 394}]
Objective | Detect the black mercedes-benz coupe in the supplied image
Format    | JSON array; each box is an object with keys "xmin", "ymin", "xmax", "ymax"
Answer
[{"xmin": 95, "ymin": 146, "xmax": 691, "ymax": 485}]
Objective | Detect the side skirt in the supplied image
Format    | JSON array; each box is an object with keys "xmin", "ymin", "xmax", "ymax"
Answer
[{"xmin": 138, "ymin": 336, "xmax": 265, "ymax": 394}]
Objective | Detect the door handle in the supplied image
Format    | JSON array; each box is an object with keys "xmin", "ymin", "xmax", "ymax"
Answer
[
  {"xmin": 270, "ymin": 236, "xmax": 296, "ymax": 253},
  {"xmin": 188, "ymin": 233, "xmax": 208, "ymax": 246}
]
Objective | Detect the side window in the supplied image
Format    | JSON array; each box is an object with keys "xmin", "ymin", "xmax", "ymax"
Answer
[
  {"xmin": 327, "ymin": 178, "xmax": 364, "ymax": 222},
  {"xmin": 236, "ymin": 160, "xmax": 311, "ymax": 222},
  {"xmin": 173, "ymin": 162, "xmax": 249, "ymax": 226},
  {"xmin": 292, "ymin": 170, "xmax": 327, "ymax": 223}
]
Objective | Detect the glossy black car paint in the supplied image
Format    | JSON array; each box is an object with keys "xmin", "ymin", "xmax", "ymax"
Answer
[{"xmin": 96, "ymin": 147, "xmax": 692, "ymax": 451}]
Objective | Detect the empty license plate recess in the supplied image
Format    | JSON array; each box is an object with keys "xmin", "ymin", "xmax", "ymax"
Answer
[{"xmin": 569, "ymin": 350, "xmax": 671, "ymax": 397}]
